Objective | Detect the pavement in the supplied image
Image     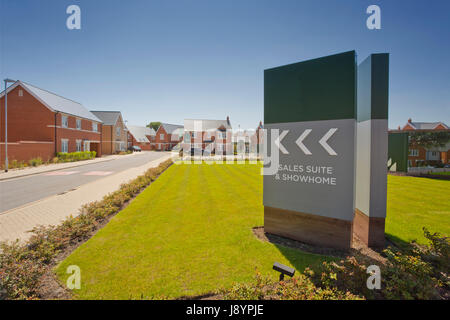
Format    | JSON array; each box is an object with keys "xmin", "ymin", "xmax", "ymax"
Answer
[
  {"xmin": 0, "ymin": 152, "xmax": 173, "ymax": 243},
  {"xmin": 0, "ymin": 152, "xmax": 137, "ymax": 181}
]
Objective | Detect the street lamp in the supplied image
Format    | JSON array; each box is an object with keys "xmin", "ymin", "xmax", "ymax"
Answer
[{"xmin": 4, "ymin": 78, "xmax": 16, "ymax": 172}]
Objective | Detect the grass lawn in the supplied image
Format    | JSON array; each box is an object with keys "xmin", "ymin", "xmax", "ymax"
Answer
[
  {"xmin": 56, "ymin": 164, "xmax": 450, "ymax": 299},
  {"xmin": 56, "ymin": 162, "xmax": 328, "ymax": 299},
  {"xmin": 386, "ymin": 175, "xmax": 450, "ymax": 245}
]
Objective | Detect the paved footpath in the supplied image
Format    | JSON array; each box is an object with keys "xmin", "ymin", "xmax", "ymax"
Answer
[
  {"xmin": 0, "ymin": 153, "xmax": 173, "ymax": 243},
  {"xmin": 0, "ymin": 152, "xmax": 138, "ymax": 181}
]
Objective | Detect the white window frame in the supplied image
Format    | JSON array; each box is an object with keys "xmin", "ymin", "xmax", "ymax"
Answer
[
  {"xmin": 84, "ymin": 141, "xmax": 90, "ymax": 151},
  {"xmin": 18, "ymin": 89, "xmax": 23, "ymax": 97},
  {"xmin": 116, "ymin": 126, "xmax": 121, "ymax": 137},
  {"xmin": 92, "ymin": 122, "xmax": 98, "ymax": 132},
  {"xmin": 409, "ymin": 149, "xmax": 419, "ymax": 157},
  {"xmin": 61, "ymin": 139, "xmax": 69, "ymax": 153},
  {"xmin": 220, "ymin": 131, "xmax": 227, "ymax": 139},
  {"xmin": 76, "ymin": 118, "xmax": 82, "ymax": 130},
  {"xmin": 76, "ymin": 140, "xmax": 82, "ymax": 152},
  {"xmin": 184, "ymin": 133, "xmax": 190, "ymax": 142},
  {"xmin": 62, "ymin": 115, "xmax": 68, "ymax": 128},
  {"xmin": 160, "ymin": 133, "xmax": 164, "ymax": 140}
]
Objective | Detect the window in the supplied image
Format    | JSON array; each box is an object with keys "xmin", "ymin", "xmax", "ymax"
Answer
[
  {"xmin": 92, "ymin": 122, "xmax": 98, "ymax": 132},
  {"xmin": 160, "ymin": 134, "xmax": 164, "ymax": 140},
  {"xmin": 220, "ymin": 131, "xmax": 227, "ymax": 139},
  {"xmin": 61, "ymin": 139, "xmax": 69, "ymax": 153},
  {"xmin": 116, "ymin": 126, "xmax": 121, "ymax": 137},
  {"xmin": 76, "ymin": 140, "xmax": 82, "ymax": 152},
  {"xmin": 84, "ymin": 141, "xmax": 90, "ymax": 151},
  {"xmin": 76, "ymin": 119, "xmax": 82, "ymax": 130},
  {"xmin": 18, "ymin": 89, "xmax": 23, "ymax": 97},
  {"xmin": 62, "ymin": 115, "xmax": 68, "ymax": 128},
  {"xmin": 409, "ymin": 149, "xmax": 419, "ymax": 157},
  {"xmin": 184, "ymin": 133, "xmax": 190, "ymax": 142},
  {"xmin": 408, "ymin": 160, "xmax": 412, "ymax": 167}
]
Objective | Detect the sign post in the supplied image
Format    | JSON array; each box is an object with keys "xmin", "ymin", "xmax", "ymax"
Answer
[
  {"xmin": 354, "ymin": 54, "xmax": 389, "ymax": 247},
  {"xmin": 263, "ymin": 51, "xmax": 357, "ymax": 249}
]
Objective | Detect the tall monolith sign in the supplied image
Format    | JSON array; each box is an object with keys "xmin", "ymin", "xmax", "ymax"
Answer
[
  {"xmin": 264, "ymin": 51, "xmax": 357, "ymax": 249},
  {"xmin": 354, "ymin": 54, "xmax": 389, "ymax": 247},
  {"xmin": 263, "ymin": 51, "xmax": 389, "ymax": 249}
]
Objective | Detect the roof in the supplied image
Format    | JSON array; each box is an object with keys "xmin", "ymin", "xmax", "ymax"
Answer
[
  {"xmin": 159, "ymin": 123, "xmax": 184, "ymax": 134},
  {"xmin": 0, "ymin": 81, "xmax": 102, "ymax": 122},
  {"xmin": 406, "ymin": 122, "xmax": 449, "ymax": 130},
  {"xmin": 90, "ymin": 111, "xmax": 122, "ymax": 126},
  {"xmin": 184, "ymin": 118, "xmax": 232, "ymax": 132},
  {"xmin": 127, "ymin": 125, "xmax": 155, "ymax": 143}
]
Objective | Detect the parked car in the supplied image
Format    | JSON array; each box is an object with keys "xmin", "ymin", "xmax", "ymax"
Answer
[{"xmin": 129, "ymin": 145, "xmax": 142, "ymax": 152}]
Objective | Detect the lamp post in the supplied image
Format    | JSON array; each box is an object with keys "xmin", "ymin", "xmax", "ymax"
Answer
[{"xmin": 3, "ymin": 79, "xmax": 16, "ymax": 172}]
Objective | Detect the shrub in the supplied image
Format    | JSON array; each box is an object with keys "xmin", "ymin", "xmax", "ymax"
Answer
[
  {"xmin": 56, "ymin": 151, "xmax": 96, "ymax": 163},
  {"xmin": 223, "ymin": 271, "xmax": 362, "ymax": 300},
  {"xmin": 226, "ymin": 229, "xmax": 448, "ymax": 300},
  {"xmin": 28, "ymin": 157, "xmax": 43, "ymax": 167},
  {"xmin": 0, "ymin": 159, "xmax": 173, "ymax": 300}
]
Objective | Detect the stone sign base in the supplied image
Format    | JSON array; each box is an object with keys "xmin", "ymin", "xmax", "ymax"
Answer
[
  {"xmin": 353, "ymin": 209, "xmax": 386, "ymax": 248},
  {"xmin": 264, "ymin": 206, "xmax": 353, "ymax": 250}
]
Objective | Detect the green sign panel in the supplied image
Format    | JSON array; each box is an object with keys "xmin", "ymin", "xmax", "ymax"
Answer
[{"xmin": 388, "ymin": 132, "xmax": 409, "ymax": 172}]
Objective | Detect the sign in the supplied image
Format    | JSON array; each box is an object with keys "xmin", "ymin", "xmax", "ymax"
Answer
[
  {"xmin": 264, "ymin": 51, "xmax": 357, "ymax": 249},
  {"xmin": 264, "ymin": 51, "xmax": 389, "ymax": 249},
  {"xmin": 354, "ymin": 53, "xmax": 389, "ymax": 247},
  {"xmin": 388, "ymin": 132, "xmax": 409, "ymax": 172}
]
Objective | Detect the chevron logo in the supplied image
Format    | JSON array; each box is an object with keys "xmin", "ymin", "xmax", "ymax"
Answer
[
  {"xmin": 295, "ymin": 128, "xmax": 338, "ymax": 156},
  {"xmin": 387, "ymin": 158, "xmax": 397, "ymax": 172}
]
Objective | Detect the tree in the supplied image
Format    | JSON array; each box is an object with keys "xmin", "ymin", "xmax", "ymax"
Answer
[
  {"xmin": 408, "ymin": 131, "xmax": 450, "ymax": 149},
  {"xmin": 147, "ymin": 122, "xmax": 161, "ymax": 131}
]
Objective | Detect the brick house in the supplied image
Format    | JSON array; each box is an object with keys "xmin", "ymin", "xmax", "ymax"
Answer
[
  {"xmin": 183, "ymin": 117, "xmax": 232, "ymax": 155},
  {"xmin": 232, "ymin": 121, "xmax": 263, "ymax": 155},
  {"xmin": 91, "ymin": 111, "xmax": 128, "ymax": 154},
  {"xmin": 127, "ymin": 125, "xmax": 155, "ymax": 151},
  {"xmin": 392, "ymin": 118, "xmax": 450, "ymax": 167},
  {"xmin": 154, "ymin": 123, "xmax": 183, "ymax": 151},
  {"xmin": 0, "ymin": 81, "xmax": 102, "ymax": 166}
]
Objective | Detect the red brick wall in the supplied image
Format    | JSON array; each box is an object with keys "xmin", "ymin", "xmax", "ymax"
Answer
[
  {"xmin": 0, "ymin": 85, "xmax": 54, "ymax": 142},
  {"xmin": 0, "ymin": 141, "xmax": 54, "ymax": 165}
]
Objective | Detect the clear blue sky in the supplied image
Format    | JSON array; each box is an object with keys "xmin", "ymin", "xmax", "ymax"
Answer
[{"xmin": 1, "ymin": 0, "xmax": 449, "ymax": 130}]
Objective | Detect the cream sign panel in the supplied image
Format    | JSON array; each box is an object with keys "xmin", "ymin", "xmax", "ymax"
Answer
[{"xmin": 263, "ymin": 118, "xmax": 355, "ymax": 222}]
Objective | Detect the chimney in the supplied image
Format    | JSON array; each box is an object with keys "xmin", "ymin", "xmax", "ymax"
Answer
[
  {"xmin": 408, "ymin": 118, "xmax": 412, "ymax": 123},
  {"xmin": 259, "ymin": 120, "xmax": 262, "ymax": 126},
  {"xmin": 226, "ymin": 116, "xmax": 230, "ymax": 125},
  {"xmin": 397, "ymin": 125, "xmax": 401, "ymax": 130}
]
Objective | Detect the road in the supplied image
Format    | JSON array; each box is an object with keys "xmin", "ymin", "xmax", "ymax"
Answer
[{"xmin": 0, "ymin": 152, "xmax": 168, "ymax": 213}]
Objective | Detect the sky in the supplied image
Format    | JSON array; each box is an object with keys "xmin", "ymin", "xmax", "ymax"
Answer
[{"xmin": 1, "ymin": 0, "xmax": 449, "ymax": 130}]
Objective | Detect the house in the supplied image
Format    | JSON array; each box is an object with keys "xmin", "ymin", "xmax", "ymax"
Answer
[
  {"xmin": 0, "ymin": 80, "xmax": 102, "ymax": 165},
  {"xmin": 232, "ymin": 121, "xmax": 263, "ymax": 155},
  {"xmin": 91, "ymin": 111, "xmax": 128, "ymax": 154},
  {"xmin": 127, "ymin": 125, "xmax": 155, "ymax": 151},
  {"xmin": 154, "ymin": 123, "xmax": 184, "ymax": 151},
  {"xmin": 391, "ymin": 118, "xmax": 450, "ymax": 167},
  {"xmin": 183, "ymin": 117, "xmax": 232, "ymax": 155}
]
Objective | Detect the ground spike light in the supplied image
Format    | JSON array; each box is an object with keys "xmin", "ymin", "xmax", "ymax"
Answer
[{"xmin": 273, "ymin": 262, "xmax": 295, "ymax": 281}]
